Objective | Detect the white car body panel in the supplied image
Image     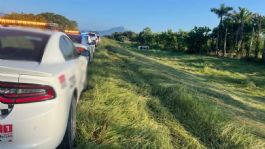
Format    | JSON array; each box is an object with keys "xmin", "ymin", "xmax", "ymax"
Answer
[{"xmin": 0, "ymin": 27, "xmax": 88, "ymax": 149}]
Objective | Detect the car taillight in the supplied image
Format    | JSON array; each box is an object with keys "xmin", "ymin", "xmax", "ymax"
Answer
[{"xmin": 0, "ymin": 82, "xmax": 56, "ymax": 104}]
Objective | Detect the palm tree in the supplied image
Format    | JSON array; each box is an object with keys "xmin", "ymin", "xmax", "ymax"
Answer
[
  {"xmin": 233, "ymin": 7, "xmax": 252, "ymax": 55},
  {"xmin": 263, "ymin": 44, "xmax": 265, "ymax": 63},
  {"xmin": 211, "ymin": 4, "xmax": 233, "ymax": 55},
  {"xmin": 248, "ymin": 13, "xmax": 256, "ymax": 58},
  {"xmin": 251, "ymin": 14, "xmax": 263, "ymax": 59},
  {"xmin": 223, "ymin": 17, "xmax": 233, "ymax": 56}
]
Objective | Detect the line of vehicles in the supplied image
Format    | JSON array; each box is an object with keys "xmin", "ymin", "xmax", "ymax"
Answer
[
  {"xmin": 66, "ymin": 30, "xmax": 100, "ymax": 63},
  {"xmin": 0, "ymin": 19, "xmax": 100, "ymax": 149}
]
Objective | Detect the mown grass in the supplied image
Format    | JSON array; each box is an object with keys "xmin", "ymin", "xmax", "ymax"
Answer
[{"xmin": 76, "ymin": 38, "xmax": 265, "ymax": 149}]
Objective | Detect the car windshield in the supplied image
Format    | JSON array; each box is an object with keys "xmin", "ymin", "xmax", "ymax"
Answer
[
  {"xmin": 0, "ymin": 29, "xmax": 50, "ymax": 62},
  {"xmin": 89, "ymin": 33, "xmax": 96, "ymax": 37}
]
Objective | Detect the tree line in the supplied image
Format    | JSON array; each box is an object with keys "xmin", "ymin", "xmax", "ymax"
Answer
[
  {"xmin": 108, "ymin": 4, "xmax": 265, "ymax": 63},
  {"xmin": 1, "ymin": 12, "xmax": 78, "ymax": 30}
]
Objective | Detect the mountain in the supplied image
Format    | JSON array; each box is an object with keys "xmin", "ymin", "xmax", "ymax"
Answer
[
  {"xmin": 0, "ymin": 12, "xmax": 6, "ymax": 17},
  {"xmin": 96, "ymin": 27, "xmax": 126, "ymax": 36}
]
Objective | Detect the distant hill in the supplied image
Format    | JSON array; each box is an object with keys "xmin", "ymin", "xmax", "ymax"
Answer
[
  {"xmin": 84, "ymin": 27, "xmax": 126, "ymax": 36},
  {"xmin": 0, "ymin": 12, "xmax": 6, "ymax": 17}
]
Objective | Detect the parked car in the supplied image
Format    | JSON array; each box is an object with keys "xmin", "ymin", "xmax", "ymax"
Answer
[
  {"xmin": 88, "ymin": 32, "xmax": 98, "ymax": 46},
  {"xmin": 138, "ymin": 45, "xmax": 150, "ymax": 50},
  {"xmin": 81, "ymin": 33, "xmax": 96, "ymax": 53},
  {"xmin": 67, "ymin": 33, "xmax": 94, "ymax": 63},
  {"xmin": 0, "ymin": 27, "xmax": 88, "ymax": 149}
]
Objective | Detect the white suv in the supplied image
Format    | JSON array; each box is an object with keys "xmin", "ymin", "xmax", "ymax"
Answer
[
  {"xmin": 0, "ymin": 27, "xmax": 88, "ymax": 149},
  {"xmin": 88, "ymin": 32, "xmax": 98, "ymax": 46}
]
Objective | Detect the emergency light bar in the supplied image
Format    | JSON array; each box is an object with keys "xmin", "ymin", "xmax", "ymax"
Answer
[
  {"xmin": 64, "ymin": 30, "xmax": 80, "ymax": 34},
  {"xmin": 0, "ymin": 18, "xmax": 47, "ymax": 26},
  {"xmin": 0, "ymin": 18, "xmax": 60, "ymax": 31}
]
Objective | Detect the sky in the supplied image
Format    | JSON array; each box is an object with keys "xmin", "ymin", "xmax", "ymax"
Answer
[{"xmin": 1, "ymin": 0, "xmax": 265, "ymax": 32}]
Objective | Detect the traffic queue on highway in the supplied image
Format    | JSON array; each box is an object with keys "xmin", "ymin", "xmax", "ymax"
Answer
[{"xmin": 0, "ymin": 19, "xmax": 99, "ymax": 149}]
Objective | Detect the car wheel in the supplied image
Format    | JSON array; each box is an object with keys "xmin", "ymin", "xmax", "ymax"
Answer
[{"xmin": 58, "ymin": 95, "xmax": 77, "ymax": 149}]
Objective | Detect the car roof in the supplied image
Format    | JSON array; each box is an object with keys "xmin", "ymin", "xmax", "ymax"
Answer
[
  {"xmin": 0, "ymin": 26, "xmax": 58, "ymax": 36},
  {"xmin": 67, "ymin": 33, "xmax": 81, "ymax": 37}
]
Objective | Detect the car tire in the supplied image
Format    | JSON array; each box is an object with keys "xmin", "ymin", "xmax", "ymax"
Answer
[{"xmin": 58, "ymin": 95, "xmax": 77, "ymax": 149}]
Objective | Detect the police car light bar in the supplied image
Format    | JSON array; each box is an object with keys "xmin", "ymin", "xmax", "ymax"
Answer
[
  {"xmin": 0, "ymin": 18, "xmax": 61, "ymax": 31},
  {"xmin": 0, "ymin": 18, "xmax": 47, "ymax": 26},
  {"xmin": 64, "ymin": 30, "xmax": 80, "ymax": 34}
]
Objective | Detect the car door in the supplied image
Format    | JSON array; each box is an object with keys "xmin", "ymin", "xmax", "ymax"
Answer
[{"xmin": 60, "ymin": 36, "xmax": 86, "ymax": 96}]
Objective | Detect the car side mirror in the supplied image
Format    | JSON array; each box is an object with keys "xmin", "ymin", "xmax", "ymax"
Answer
[
  {"xmin": 75, "ymin": 47, "xmax": 86, "ymax": 55},
  {"xmin": 74, "ymin": 43, "xmax": 87, "ymax": 55}
]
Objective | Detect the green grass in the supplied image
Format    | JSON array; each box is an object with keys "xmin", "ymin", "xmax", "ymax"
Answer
[{"xmin": 76, "ymin": 38, "xmax": 265, "ymax": 149}]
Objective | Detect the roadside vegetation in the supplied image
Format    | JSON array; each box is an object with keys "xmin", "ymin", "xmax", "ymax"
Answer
[
  {"xmin": 76, "ymin": 38, "xmax": 265, "ymax": 149},
  {"xmin": 108, "ymin": 4, "xmax": 265, "ymax": 64}
]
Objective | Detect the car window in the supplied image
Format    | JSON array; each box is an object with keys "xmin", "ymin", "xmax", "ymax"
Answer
[
  {"xmin": 81, "ymin": 35, "xmax": 89, "ymax": 45},
  {"xmin": 59, "ymin": 36, "xmax": 79, "ymax": 61},
  {"xmin": 0, "ymin": 29, "xmax": 50, "ymax": 62},
  {"xmin": 65, "ymin": 37, "xmax": 79, "ymax": 58},
  {"xmin": 89, "ymin": 33, "xmax": 96, "ymax": 37},
  {"xmin": 67, "ymin": 34, "xmax": 82, "ymax": 44}
]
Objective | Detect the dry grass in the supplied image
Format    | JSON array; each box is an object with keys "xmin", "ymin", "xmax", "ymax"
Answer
[{"xmin": 76, "ymin": 38, "xmax": 265, "ymax": 149}]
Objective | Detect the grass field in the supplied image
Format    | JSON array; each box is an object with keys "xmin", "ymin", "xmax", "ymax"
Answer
[{"xmin": 76, "ymin": 38, "xmax": 265, "ymax": 149}]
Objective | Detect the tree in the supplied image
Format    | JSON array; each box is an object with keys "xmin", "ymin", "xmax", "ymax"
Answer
[
  {"xmin": 166, "ymin": 30, "xmax": 178, "ymax": 50},
  {"xmin": 176, "ymin": 30, "xmax": 188, "ymax": 51},
  {"xmin": 112, "ymin": 32, "xmax": 126, "ymax": 42},
  {"xmin": 109, "ymin": 4, "xmax": 265, "ymax": 64},
  {"xmin": 211, "ymin": 4, "xmax": 233, "ymax": 55},
  {"xmin": 110, "ymin": 31, "xmax": 137, "ymax": 42},
  {"xmin": 123, "ymin": 31, "xmax": 138, "ymax": 42},
  {"xmin": 263, "ymin": 42, "xmax": 265, "ymax": 63},
  {"xmin": 250, "ymin": 14, "xmax": 264, "ymax": 59},
  {"xmin": 223, "ymin": 17, "xmax": 233, "ymax": 56},
  {"xmin": 187, "ymin": 26, "xmax": 211, "ymax": 54},
  {"xmin": 233, "ymin": 8, "xmax": 252, "ymax": 55},
  {"xmin": 249, "ymin": 14, "xmax": 256, "ymax": 58},
  {"xmin": 3, "ymin": 13, "xmax": 46, "ymax": 22},
  {"xmin": 156, "ymin": 30, "xmax": 178, "ymax": 50},
  {"xmin": 138, "ymin": 27, "xmax": 155, "ymax": 46},
  {"xmin": 37, "ymin": 13, "xmax": 78, "ymax": 30}
]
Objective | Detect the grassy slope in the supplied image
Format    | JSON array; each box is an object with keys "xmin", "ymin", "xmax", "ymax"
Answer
[{"xmin": 76, "ymin": 38, "xmax": 265, "ymax": 149}]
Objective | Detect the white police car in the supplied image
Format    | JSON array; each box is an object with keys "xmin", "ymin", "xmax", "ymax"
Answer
[{"xmin": 0, "ymin": 26, "xmax": 88, "ymax": 149}]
